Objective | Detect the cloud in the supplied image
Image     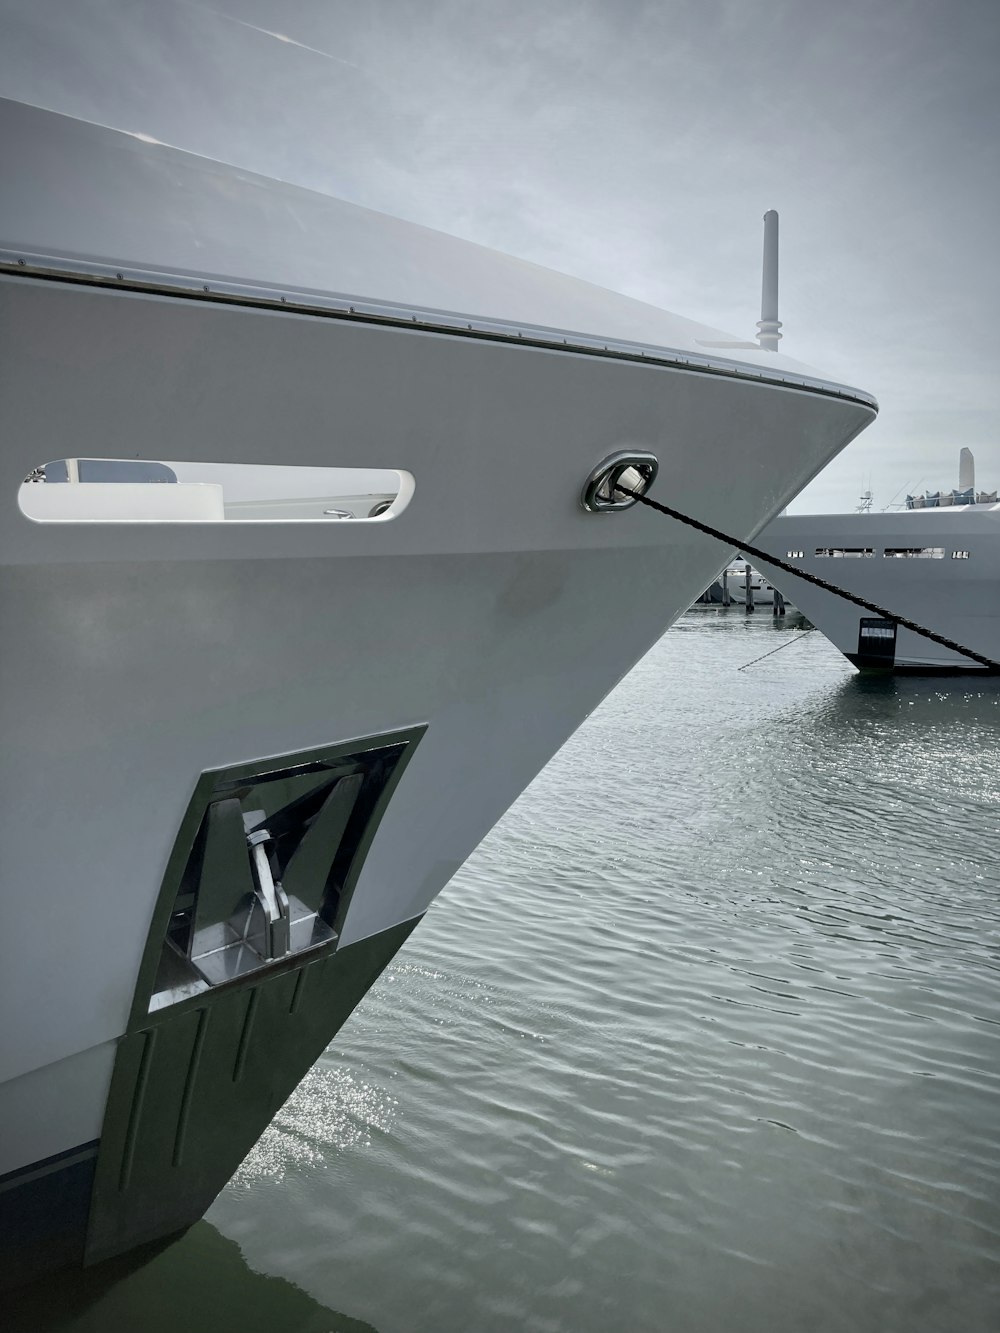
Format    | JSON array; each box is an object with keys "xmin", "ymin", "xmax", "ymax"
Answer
[{"xmin": 1, "ymin": 0, "xmax": 997, "ymax": 508}]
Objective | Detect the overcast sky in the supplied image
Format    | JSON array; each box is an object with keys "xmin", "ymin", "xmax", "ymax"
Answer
[{"xmin": 3, "ymin": 0, "xmax": 998, "ymax": 510}]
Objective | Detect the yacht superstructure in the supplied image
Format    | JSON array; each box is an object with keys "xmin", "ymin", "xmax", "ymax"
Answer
[{"xmin": 0, "ymin": 97, "xmax": 877, "ymax": 1285}]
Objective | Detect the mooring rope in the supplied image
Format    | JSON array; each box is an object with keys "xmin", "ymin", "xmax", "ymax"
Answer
[
  {"xmin": 737, "ymin": 629, "xmax": 816, "ymax": 673},
  {"xmin": 615, "ymin": 485, "xmax": 1000, "ymax": 671}
]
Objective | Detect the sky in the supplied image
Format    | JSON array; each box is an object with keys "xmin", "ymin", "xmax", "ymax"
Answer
[{"xmin": 2, "ymin": 0, "xmax": 998, "ymax": 511}]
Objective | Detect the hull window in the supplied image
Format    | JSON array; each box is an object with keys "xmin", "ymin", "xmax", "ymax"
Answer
[{"xmin": 18, "ymin": 459, "xmax": 414, "ymax": 523}]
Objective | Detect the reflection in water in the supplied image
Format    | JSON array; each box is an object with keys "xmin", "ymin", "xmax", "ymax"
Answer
[{"xmin": 7, "ymin": 1221, "xmax": 377, "ymax": 1333}]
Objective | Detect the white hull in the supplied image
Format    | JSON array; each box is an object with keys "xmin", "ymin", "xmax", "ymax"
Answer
[
  {"xmin": 721, "ymin": 568, "xmax": 787, "ymax": 606},
  {"xmin": 754, "ymin": 508, "xmax": 1000, "ymax": 671},
  {"xmin": 694, "ymin": 567, "xmax": 791, "ymax": 608},
  {"xmin": 0, "ymin": 98, "xmax": 876, "ymax": 1280}
]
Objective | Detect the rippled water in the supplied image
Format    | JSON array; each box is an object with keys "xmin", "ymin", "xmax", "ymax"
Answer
[{"xmin": 16, "ymin": 611, "xmax": 1000, "ymax": 1332}]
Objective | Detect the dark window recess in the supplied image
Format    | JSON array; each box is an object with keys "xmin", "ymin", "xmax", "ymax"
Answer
[
  {"xmin": 149, "ymin": 735, "xmax": 418, "ymax": 1011},
  {"xmin": 882, "ymin": 547, "xmax": 945, "ymax": 559},
  {"xmin": 856, "ymin": 618, "xmax": 897, "ymax": 669},
  {"xmin": 42, "ymin": 458, "xmax": 178, "ymax": 483}
]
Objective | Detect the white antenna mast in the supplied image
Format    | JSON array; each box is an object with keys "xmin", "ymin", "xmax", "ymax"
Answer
[
  {"xmin": 696, "ymin": 211, "xmax": 784, "ymax": 353},
  {"xmin": 756, "ymin": 209, "xmax": 782, "ymax": 351}
]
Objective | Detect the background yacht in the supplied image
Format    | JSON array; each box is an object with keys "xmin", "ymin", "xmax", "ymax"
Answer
[
  {"xmin": 719, "ymin": 562, "xmax": 787, "ymax": 607},
  {"xmin": 753, "ymin": 451, "xmax": 999, "ymax": 671}
]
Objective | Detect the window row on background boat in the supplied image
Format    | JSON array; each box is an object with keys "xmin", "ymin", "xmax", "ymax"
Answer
[
  {"xmin": 785, "ymin": 547, "xmax": 972, "ymax": 560},
  {"xmin": 906, "ymin": 489, "xmax": 997, "ymax": 508}
]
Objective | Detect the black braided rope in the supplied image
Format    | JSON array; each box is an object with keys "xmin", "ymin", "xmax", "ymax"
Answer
[{"xmin": 616, "ymin": 486, "xmax": 1000, "ymax": 672}]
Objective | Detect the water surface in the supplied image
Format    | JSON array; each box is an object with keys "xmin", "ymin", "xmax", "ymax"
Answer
[{"xmin": 16, "ymin": 611, "xmax": 1000, "ymax": 1332}]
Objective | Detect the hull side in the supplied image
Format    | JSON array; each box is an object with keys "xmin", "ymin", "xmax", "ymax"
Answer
[
  {"xmin": 0, "ymin": 1143, "xmax": 100, "ymax": 1290},
  {"xmin": 0, "ymin": 274, "xmax": 875, "ymax": 1278}
]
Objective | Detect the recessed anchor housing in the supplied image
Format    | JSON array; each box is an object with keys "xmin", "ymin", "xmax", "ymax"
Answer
[{"xmin": 581, "ymin": 452, "xmax": 659, "ymax": 512}]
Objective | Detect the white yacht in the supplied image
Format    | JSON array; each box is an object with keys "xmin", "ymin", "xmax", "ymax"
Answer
[
  {"xmin": 753, "ymin": 454, "xmax": 999, "ymax": 671},
  {"xmin": 693, "ymin": 562, "xmax": 790, "ymax": 608},
  {"xmin": 0, "ymin": 97, "xmax": 877, "ymax": 1286},
  {"xmin": 720, "ymin": 563, "xmax": 788, "ymax": 607}
]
